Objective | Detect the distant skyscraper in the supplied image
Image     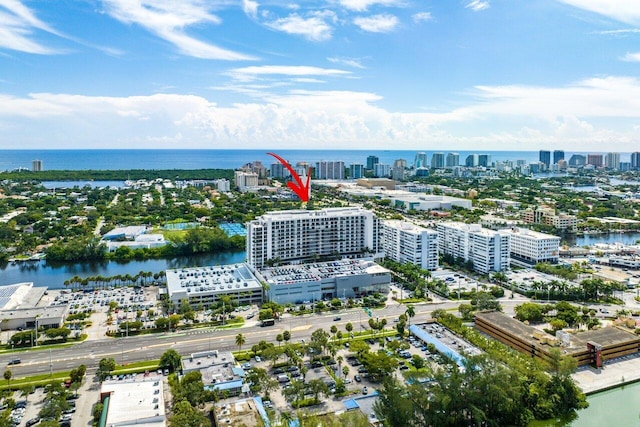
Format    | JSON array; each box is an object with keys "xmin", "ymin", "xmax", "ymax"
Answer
[
  {"xmin": 445, "ymin": 152, "xmax": 459, "ymax": 168},
  {"xmin": 270, "ymin": 162, "xmax": 286, "ymax": 178},
  {"xmin": 568, "ymin": 154, "xmax": 586, "ymax": 167},
  {"xmin": 315, "ymin": 161, "xmax": 345, "ymax": 179},
  {"xmin": 392, "ymin": 159, "xmax": 406, "ymax": 181},
  {"xmin": 631, "ymin": 152, "xmax": 640, "ymax": 170},
  {"xmin": 605, "ymin": 152, "xmax": 620, "ymax": 170},
  {"xmin": 539, "ymin": 150, "xmax": 551, "ymax": 167},
  {"xmin": 587, "ymin": 154, "xmax": 603, "ymax": 167},
  {"xmin": 414, "ymin": 152, "xmax": 428, "ymax": 169},
  {"xmin": 349, "ymin": 163, "xmax": 364, "ymax": 179},
  {"xmin": 478, "ymin": 154, "xmax": 491, "ymax": 167},
  {"xmin": 374, "ymin": 163, "xmax": 391, "ymax": 177},
  {"xmin": 366, "ymin": 155, "xmax": 379, "ymax": 171},
  {"xmin": 465, "ymin": 154, "xmax": 478, "ymax": 167},
  {"xmin": 431, "ymin": 152, "xmax": 444, "ymax": 169},
  {"xmin": 553, "ymin": 150, "xmax": 564, "ymax": 164},
  {"xmin": 32, "ymin": 159, "xmax": 42, "ymax": 172}
]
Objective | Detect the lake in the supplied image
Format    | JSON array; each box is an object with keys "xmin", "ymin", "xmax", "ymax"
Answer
[
  {"xmin": 0, "ymin": 251, "xmax": 246, "ymax": 289},
  {"xmin": 566, "ymin": 231, "xmax": 640, "ymax": 247}
]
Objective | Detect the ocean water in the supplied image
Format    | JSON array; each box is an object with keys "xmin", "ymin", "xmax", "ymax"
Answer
[{"xmin": 0, "ymin": 149, "xmax": 624, "ymax": 171}]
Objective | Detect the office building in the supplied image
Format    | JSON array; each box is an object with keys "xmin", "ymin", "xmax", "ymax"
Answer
[
  {"xmin": 315, "ymin": 161, "xmax": 345, "ymax": 180},
  {"xmin": 349, "ymin": 163, "xmax": 365, "ymax": 179},
  {"xmin": 500, "ymin": 227, "xmax": 560, "ymax": 266},
  {"xmin": 165, "ymin": 264, "xmax": 264, "ymax": 308},
  {"xmin": 631, "ymin": 152, "xmax": 640, "ymax": 170},
  {"xmin": 587, "ymin": 154, "xmax": 603, "ymax": 167},
  {"xmin": 478, "ymin": 154, "xmax": 491, "ymax": 167},
  {"xmin": 521, "ymin": 207, "xmax": 577, "ymax": 232},
  {"xmin": 183, "ymin": 351, "xmax": 246, "ymax": 396},
  {"xmin": 374, "ymin": 163, "xmax": 391, "ymax": 177},
  {"xmin": 257, "ymin": 259, "xmax": 391, "ymax": 304},
  {"xmin": 246, "ymin": 207, "xmax": 382, "ymax": 268},
  {"xmin": 445, "ymin": 152, "xmax": 459, "ymax": 168},
  {"xmin": 31, "ymin": 159, "xmax": 42, "ymax": 172},
  {"xmin": 234, "ymin": 171, "xmax": 259, "ymax": 190},
  {"xmin": 437, "ymin": 222, "xmax": 510, "ymax": 274},
  {"xmin": 568, "ymin": 154, "xmax": 586, "ymax": 167},
  {"xmin": 465, "ymin": 154, "xmax": 478, "ymax": 167},
  {"xmin": 605, "ymin": 152, "xmax": 620, "ymax": 170},
  {"xmin": 366, "ymin": 155, "xmax": 379, "ymax": 171},
  {"xmin": 414, "ymin": 152, "xmax": 428, "ymax": 169},
  {"xmin": 620, "ymin": 162, "xmax": 631, "ymax": 172},
  {"xmin": 553, "ymin": 150, "xmax": 564, "ymax": 164},
  {"xmin": 539, "ymin": 150, "xmax": 551, "ymax": 167},
  {"xmin": 382, "ymin": 220, "xmax": 439, "ymax": 270}
]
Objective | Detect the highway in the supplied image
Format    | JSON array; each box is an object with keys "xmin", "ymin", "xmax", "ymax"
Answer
[{"xmin": 1, "ymin": 298, "xmax": 531, "ymax": 378}]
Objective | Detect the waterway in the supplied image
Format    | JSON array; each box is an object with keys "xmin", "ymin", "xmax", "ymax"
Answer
[
  {"xmin": 531, "ymin": 381, "xmax": 640, "ymax": 426},
  {"xmin": 564, "ymin": 231, "xmax": 640, "ymax": 247},
  {"xmin": 0, "ymin": 251, "xmax": 246, "ymax": 289}
]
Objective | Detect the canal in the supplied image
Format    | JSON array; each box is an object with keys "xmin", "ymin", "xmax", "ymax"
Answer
[
  {"xmin": 0, "ymin": 251, "xmax": 246, "ymax": 289},
  {"xmin": 532, "ymin": 381, "xmax": 640, "ymax": 426}
]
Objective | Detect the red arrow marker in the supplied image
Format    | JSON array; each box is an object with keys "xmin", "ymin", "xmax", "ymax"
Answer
[{"xmin": 267, "ymin": 152, "xmax": 311, "ymax": 202}]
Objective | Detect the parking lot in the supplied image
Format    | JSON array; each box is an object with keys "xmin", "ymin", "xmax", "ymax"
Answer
[{"xmin": 432, "ymin": 269, "xmax": 480, "ymax": 295}]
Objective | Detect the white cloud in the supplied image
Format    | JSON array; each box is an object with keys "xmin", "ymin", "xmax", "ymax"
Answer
[
  {"xmin": 621, "ymin": 52, "xmax": 640, "ymax": 62},
  {"xmin": 327, "ymin": 56, "xmax": 366, "ymax": 68},
  {"xmin": 102, "ymin": 0, "xmax": 256, "ymax": 60},
  {"xmin": 4, "ymin": 76, "xmax": 640, "ymax": 151},
  {"xmin": 597, "ymin": 29, "xmax": 640, "ymax": 35},
  {"xmin": 0, "ymin": 0, "xmax": 62, "ymax": 54},
  {"xmin": 412, "ymin": 12, "xmax": 433, "ymax": 23},
  {"xmin": 227, "ymin": 65, "xmax": 351, "ymax": 81},
  {"xmin": 556, "ymin": 1, "xmax": 640, "ymax": 25},
  {"xmin": 336, "ymin": 0, "xmax": 404, "ymax": 12},
  {"xmin": 353, "ymin": 14, "xmax": 399, "ymax": 33},
  {"xmin": 243, "ymin": 0, "xmax": 259, "ymax": 18},
  {"xmin": 466, "ymin": 1, "xmax": 490, "ymax": 12},
  {"xmin": 265, "ymin": 12, "xmax": 334, "ymax": 41}
]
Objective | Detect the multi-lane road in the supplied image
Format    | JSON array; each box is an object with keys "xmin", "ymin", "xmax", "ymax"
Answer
[{"xmin": 1, "ymin": 298, "xmax": 533, "ymax": 378}]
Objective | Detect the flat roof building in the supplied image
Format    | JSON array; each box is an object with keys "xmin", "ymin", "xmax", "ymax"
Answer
[
  {"xmin": 247, "ymin": 207, "xmax": 381, "ymax": 269},
  {"xmin": 182, "ymin": 351, "xmax": 246, "ymax": 397},
  {"xmin": 100, "ymin": 375, "xmax": 166, "ymax": 427},
  {"xmin": 500, "ymin": 227, "xmax": 560, "ymax": 266},
  {"xmin": 212, "ymin": 397, "xmax": 270, "ymax": 427},
  {"xmin": 382, "ymin": 220, "xmax": 439, "ymax": 271},
  {"xmin": 165, "ymin": 264, "xmax": 263, "ymax": 308},
  {"xmin": 437, "ymin": 222, "xmax": 510, "ymax": 274},
  {"xmin": 256, "ymin": 259, "xmax": 391, "ymax": 304},
  {"xmin": 475, "ymin": 311, "xmax": 640, "ymax": 368},
  {"xmin": 102, "ymin": 226, "xmax": 148, "ymax": 241}
]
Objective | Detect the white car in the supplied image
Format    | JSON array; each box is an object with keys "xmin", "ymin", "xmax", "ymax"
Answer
[{"xmin": 255, "ymin": 356, "xmax": 262, "ymax": 362}]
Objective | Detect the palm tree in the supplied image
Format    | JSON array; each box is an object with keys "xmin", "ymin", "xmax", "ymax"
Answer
[
  {"xmin": 280, "ymin": 411, "xmax": 294, "ymax": 427},
  {"xmin": 405, "ymin": 305, "xmax": 415, "ymax": 327},
  {"xmin": 337, "ymin": 356, "xmax": 343, "ymax": 377},
  {"xmin": 235, "ymin": 333, "xmax": 246, "ymax": 351},
  {"xmin": 276, "ymin": 333, "xmax": 284, "ymax": 347}
]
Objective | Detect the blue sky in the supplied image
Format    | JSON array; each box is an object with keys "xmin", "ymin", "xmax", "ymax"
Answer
[{"xmin": 1, "ymin": 0, "xmax": 640, "ymax": 151}]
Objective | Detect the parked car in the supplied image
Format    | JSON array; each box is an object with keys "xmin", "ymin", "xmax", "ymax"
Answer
[
  {"xmin": 362, "ymin": 386, "xmax": 369, "ymax": 395},
  {"xmin": 354, "ymin": 375, "xmax": 362, "ymax": 382}
]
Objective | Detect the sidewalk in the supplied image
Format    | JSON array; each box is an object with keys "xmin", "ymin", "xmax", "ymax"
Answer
[{"xmin": 74, "ymin": 370, "xmax": 102, "ymax": 427}]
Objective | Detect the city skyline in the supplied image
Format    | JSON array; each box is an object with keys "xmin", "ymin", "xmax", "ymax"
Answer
[{"xmin": 2, "ymin": 1, "xmax": 640, "ymax": 150}]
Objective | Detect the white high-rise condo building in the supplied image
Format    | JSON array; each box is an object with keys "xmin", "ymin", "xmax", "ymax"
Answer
[
  {"xmin": 234, "ymin": 171, "xmax": 258, "ymax": 189},
  {"xmin": 315, "ymin": 161, "xmax": 345, "ymax": 180},
  {"xmin": 382, "ymin": 220, "xmax": 439, "ymax": 270},
  {"xmin": 605, "ymin": 152, "xmax": 620, "ymax": 170},
  {"xmin": 246, "ymin": 207, "xmax": 381, "ymax": 268},
  {"xmin": 500, "ymin": 227, "xmax": 560, "ymax": 266},
  {"xmin": 437, "ymin": 222, "xmax": 510, "ymax": 274}
]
